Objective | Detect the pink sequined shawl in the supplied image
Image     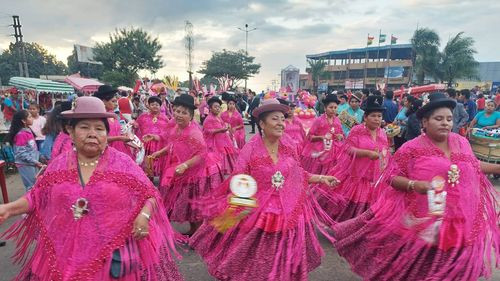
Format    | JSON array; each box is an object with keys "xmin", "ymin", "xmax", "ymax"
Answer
[
  {"xmin": 330, "ymin": 124, "xmax": 390, "ymax": 183},
  {"xmin": 284, "ymin": 117, "xmax": 306, "ymax": 150},
  {"xmin": 2, "ymin": 147, "xmax": 181, "ymax": 281},
  {"xmin": 108, "ymin": 117, "xmax": 134, "ymax": 158},
  {"xmin": 369, "ymin": 133, "xmax": 499, "ymax": 278},
  {"xmin": 203, "ymin": 113, "xmax": 238, "ymax": 153},
  {"xmin": 301, "ymin": 114, "xmax": 343, "ymax": 158},
  {"xmin": 135, "ymin": 112, "xmax": 170, "ymax": 140},
  {"xmin": 51, "ymin": 132, "xmax": 72, "ymax": 160},
  {"xmin": 220, "ymin": 110, "xmax": 245, "ymax": 148}
]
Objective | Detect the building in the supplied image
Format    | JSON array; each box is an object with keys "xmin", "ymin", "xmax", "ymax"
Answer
[{"xmin": 306, "ymin": 44, "xmax": 413, "ymax": 91}]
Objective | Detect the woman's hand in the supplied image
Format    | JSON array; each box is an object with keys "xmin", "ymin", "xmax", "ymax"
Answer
[
  {"xmin": 132, "ymin": 213, "xmax": 150, "ymax": 240},
  {"xmin": 175, "ymin": 163, "xmax": 188, "ymax": 175},
  {"xmin": 142, "ymin": 134, "xmax": 160, "ymax": 143},
  {"xmin": 321, "ymin": 175, "xmax": 340, "ymax": 187},
  {"xmin": 368, "ymin": 150, "xmax": 380, "ymax": 160},
  {"xmin": 35, "ymin": 162, "xmax": 45, "ymax": 169},
  {"xmin": 149, "ymin": 151, "xmax": 161, "ymax": 160},
  {"xmin": 0, "ymin": 204, "xmax": 10, "ymax": 224},
  {"xmin": 335, "ymin": 134, "xmax": 344, "ymax": 141},
  {"xmin": 120, "ymin": 135, "xmax": 133, "ymax": 142},
  {"xmin": 414, "ymin": 181, "xmax": 431, "ymax": 194}
]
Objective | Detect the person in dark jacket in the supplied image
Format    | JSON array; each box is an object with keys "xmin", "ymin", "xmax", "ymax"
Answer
[
  {"xmin": 404, "ymin": 98, "xmax": 423, "ymax": 141},
  {"xmin": 247, "ymin": 91, "xmax": 260, "ymax": 134},
  {"xmin": 382, "ymin": 91, "xmax": 398, "ymax": 123}
]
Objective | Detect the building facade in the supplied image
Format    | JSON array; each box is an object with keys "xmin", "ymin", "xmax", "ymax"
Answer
[{"xmin": 306, "ymin": 44, "xmax": 413, "ymax": 91}]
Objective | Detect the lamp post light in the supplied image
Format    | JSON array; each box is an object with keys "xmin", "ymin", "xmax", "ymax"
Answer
[{"xmin": 238, "ymin": 24, "xmax": 257, "ymax": 94}]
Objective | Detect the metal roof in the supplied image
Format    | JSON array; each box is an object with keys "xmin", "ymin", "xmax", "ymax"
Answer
[
  {"xmin": 9, "ymin": 77, "xmax": 74, "ymax": 94},
  {"xmin": 306, "ymin": 44, "xmax": 413, "ymax": 60}
]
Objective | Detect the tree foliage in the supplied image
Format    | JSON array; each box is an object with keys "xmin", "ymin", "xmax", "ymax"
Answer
[
  {"xmin": 307, "ymin": 59, "xmax": 328, "ymax": 93},
  {"xmin": 438, "ymin": 32, "xmax": 478, "ymax": 87},
  {"xmin": 93, "ymin": 28, "xmax": 163, "ymax": 86},
  {"xmin": 198, "ymin": 49, "xmax": 261, "ymax": 89},
  {"xmin": 0, "ymin": 42, "xmax": 67, "ymax": 85},
  {"xmin": 67, "ymin": 48, "xmax": 103, "ymax": 78},
  {"xmin": 411, "ymin": 28, "xmax": 440, "ymax": 84}
]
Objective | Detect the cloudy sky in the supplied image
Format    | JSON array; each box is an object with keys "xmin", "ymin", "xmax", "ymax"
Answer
[{"xmin": 0, "ymin": 0, "xmax": 498, "ymax": 90}]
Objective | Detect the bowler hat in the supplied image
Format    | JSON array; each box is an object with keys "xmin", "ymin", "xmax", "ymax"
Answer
[
  {"xmin": 61, "ymin": 96, "xmax": 116, "ymax": 119},
  {"xmin": 252, "ymin": 98, "xmax": 289, "ymax": 118},
  {"xmin": 172, "ymin": 94, "xmax": 196, "ymax": 110},
  {"xmin": 416, "ymin": 93, "xmax": 456, "ymax": 119}
]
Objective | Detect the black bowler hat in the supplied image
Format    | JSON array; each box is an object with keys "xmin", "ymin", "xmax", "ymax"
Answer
[
  {"xmin": 207, "ymin": 96, "xmax": 223, "ymax": 107},
  {"xmin": 93, "ymin": 85, "xmax": 118, "ymax": 100},
  {"xmin": 364, "ymin": 95, "xmax": 385, "ymax": 113},
  {"xmin": 322, "ymin": 94, "xmax": 340, "ymax": 106},
  {"xmin": 173, "ymin": 94, "xmax": 196, "ymax": 110},
  {"xmin": 416, "ymin": 92, "xmax": 456, "ymax": 119}
]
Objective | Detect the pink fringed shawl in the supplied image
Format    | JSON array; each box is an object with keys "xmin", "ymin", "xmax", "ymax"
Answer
[
  {"xmin": 2, "ymin": 147, "xmax": 182, "ymax": 281},
  {"xmin": 51, "ymin": 132, "xmax": 73, "ymax": 160}
]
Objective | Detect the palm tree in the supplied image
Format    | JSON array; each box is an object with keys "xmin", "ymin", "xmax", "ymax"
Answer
[
  {"xmin": 438, "ymin": 32, "xmax": 479, "ymax": 87},
  {"xmin": 411, "ymin": 28, "xmax": 440, "ymax": 85},
  {"xmin": 307, "ymin": 59, "xmax": 327, "ymax": 94}
]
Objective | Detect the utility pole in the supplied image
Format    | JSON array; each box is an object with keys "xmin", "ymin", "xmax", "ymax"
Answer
[
  {"xmin": 237, "ymin": 24, "xmax": 257, "ymax": 93},
  {"xmin": 11, "ymin": 15, "xmax": 29, "ymax": 77}
]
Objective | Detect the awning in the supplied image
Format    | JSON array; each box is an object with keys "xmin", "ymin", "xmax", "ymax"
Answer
[
  {"xmin": 65, "ymin": 74, "xmax": 103, "ymax": 93},
  {"xmin": 394, "ymin": 84, "xmax": 446, "ymax": 97},
  {"xmin": 9, "ymin": 77, "xmax": 74, "ymax": 94}
]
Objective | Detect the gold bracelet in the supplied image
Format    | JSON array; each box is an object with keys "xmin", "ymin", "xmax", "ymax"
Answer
[
  {"xmin": 182, "ymin": 163, "xmax": 189, "ymax": 169},
  {"xmin": 141, "ymin": 212, "xmax": 151, "ymax": 221}
]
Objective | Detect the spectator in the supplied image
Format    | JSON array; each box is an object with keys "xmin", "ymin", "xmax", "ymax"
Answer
[
  {"xmin": 495, "ymin": 88, "xmax": 500, "ymax": 110},
  {"xmin": 477, "ymin": 93, "xmax": 485, "ymax": 111},
  {"xmin": 393, "ymin": 95, "xmax": 412, "ymax": 150},
  {"xmin": 117, "ymin": 91, "xmax": 133, "ymax": 122},
  {"xmin": 247, "ymin": 91, "xmax": 260, "ymax": 134},
  {"xmin": 382, "ymin": 91, "xmax": 398, "ymax": 123},
  {"xmin": 337, "ymin": 91, "xmax": 349, "ymax": 113},
  {"xmin": 446, "ymin": 89, "xmax": 469, "ymax": 133},
  {"xmin": 460, "ymin": 89, "xmax": 477, "ymax": 123},
  {"xmin": 404, "ymin": 98, "xmax": 423, "ymax": 141},
  {"xmin": 2, "ymin": 90, "xmax": 21, "ymax": 127},
  {"xmin": 468, "ymin": 100, "xmax": 500, "ymax": 130},
  {"xmin": 132, "ymin": 96, "xmax": 146, "ymax": 119},
  {"xmin": 27, "ymin": 102, "xmax": 46, "ymax": 149},
  {"xmin": 315, "ymin": 92, "xmax": 326, "ymax": 115},
  {"xmin": 360, "ymin": 88, "xmax": 370, "ymax": 110}
]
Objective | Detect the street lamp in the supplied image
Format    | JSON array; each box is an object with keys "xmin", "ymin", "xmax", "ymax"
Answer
[{"xmin": 237, "ymin": 24, "xmax": 257, "ymax": 94}]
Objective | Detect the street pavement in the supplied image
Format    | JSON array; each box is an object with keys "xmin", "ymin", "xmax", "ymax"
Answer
[{"xmin": 1, "ymin": 125, "xmax": 499, "ymax": 280}]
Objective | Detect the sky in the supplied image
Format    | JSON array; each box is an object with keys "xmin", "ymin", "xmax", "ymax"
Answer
[{"xmin": 0, "ymin": 0, "xmax": 499, "ymax": 90}]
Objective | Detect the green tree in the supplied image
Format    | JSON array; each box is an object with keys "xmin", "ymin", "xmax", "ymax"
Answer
[
  {"xmin": 438, "ymin": 32, "xmax": 479, "ymax": 87},
  {"xmin": 0, "ymin": 42, "xmax": 67, "ymax": 85},
  {"xmin": 198, "ymin": 49, "xmax": 261, "ymax": 89},
  {"xmin": 307, "ymin": 59, "xmax": 327, "ymax": 94},
  {"xmin": 411, "ymin": 28, "xmax": 440, "ymax": 84},
  {"xmin": 93, "ymin": 28, "xmax": 163, "ymax": 87},
  {"xmin": 67, "ymin": 49, "xmax": 103, "ymax": 78}
]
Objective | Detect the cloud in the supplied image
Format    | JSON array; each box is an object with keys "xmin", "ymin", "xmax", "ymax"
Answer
[{"xmin": 0, "ymin": 0, "xmax": 498, "ymax": 90}]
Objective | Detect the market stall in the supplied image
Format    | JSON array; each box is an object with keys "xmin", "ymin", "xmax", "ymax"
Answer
[
  {"xmin": 64, "ymin": 74, "xmax": 103, "ymax": 95},
  {"xmin": 9, "ymin": 77, "xmax": 74, "ymax": 111}
]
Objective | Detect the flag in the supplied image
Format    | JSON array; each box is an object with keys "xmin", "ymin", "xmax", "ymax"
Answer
[
  {"xmin": 379, "ymin": 34, "xmax": 386, "ymax": 43},
  {"xmin": 391, "ymin": 35, "xmax": 398, "ymax": 44},
  {"xmin": 367, "ymin": 35, "xmax": 374, "ymax": 45}
]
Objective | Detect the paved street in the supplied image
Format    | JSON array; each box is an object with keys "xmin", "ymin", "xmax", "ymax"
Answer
[{"xmin": 0, "ymin": 126, "xmax": 499, "ymax": 280}]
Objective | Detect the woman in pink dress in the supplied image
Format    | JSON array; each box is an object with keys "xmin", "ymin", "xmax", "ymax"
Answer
[
  {"xmin": 0, "ymin": 97, "xmax": 182, "ymax": 281},
  {"xmin": 150, "ymin": 95, "xmax": 223, "ymax": 236},
  {"xmin": 220, "ymin": 95, "xmax": 246, "ymax": 149},
  {"xmin": 203, "ymin": 96, "xmax": 238, "ymax": 175},
  {"xmin": 50, "ymin": 102, "xmax": 74, "ymax": 160},
  {"xmin": 301, "ymin": 94, "xmax": 344, "ymax": 175},
  {"xmin": 94, "ymin": 85, "xmax": 134, "ymax": 159},
  {"xmin": 135, "ymin": 96, "xmax": 170, "ymax": 177},
  {"xmin": 333, "ymin": 93, "xmax": 500, "ymax": 281},
  {"xmin": 190, "ymin": 98, "xmax": 340, "ymax": 281},
  {"xmin": 278, "ymin": 99, "xmax": 306, "ymax": 155},
  {"xmin": 159, "ymin": 92, "xmax": 174, "ymax": 120},
  {"xmin": 321, "ymin": 95, "xmax": 389, "ymax": 222}
]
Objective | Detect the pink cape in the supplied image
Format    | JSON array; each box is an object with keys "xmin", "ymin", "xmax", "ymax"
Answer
[
  {"xmin": 203, "ymin": 113, "xmax": 238, "ymax": 175},
  {"xmin": 135, "ymin": 112, "xmax": 171, "ymax": 176},
  {"xmin": 2, "ymin": 147, "xmax": 183, "ymax": 281},
  {"xmin": 283, "ymin": 117, "xmax": 306, "ymax": 155},
  {"xmin": 220, "ymin": 110, "xmax": 246, "ymax": 149},
  {"xmin": 159, "ymin": 121, "xmax": 223, "ymax": 222},
  {"xmin": 51, "ymin": 132, "xmax": 73, "ymax": 160},
  {"xmin": 320, "ymin": 124, "xmax": 390, "ymax": 222},
  {"xmin": 190, "ymin": 135, "xmax": 338, "ymax": 281},
  {"xmin": 300, "ymin": 114, "xmax": 344, "ymax": 175},
  {"xmin": 333, "ymin": 133, "xmax": 500, "ymax": 281},
  {"xmin": 108, "ymin": 117, "xmax": 134, "ymax": 159}
]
